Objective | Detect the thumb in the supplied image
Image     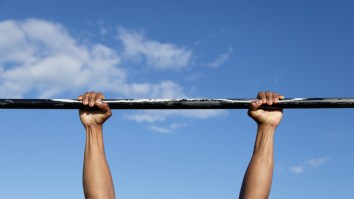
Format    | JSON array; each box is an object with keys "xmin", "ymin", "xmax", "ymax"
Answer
[
  {"xmin": 249, "ymin": 100, "xmax": 262, "ymax": 111},
  {"xmin": 95, "ymin": 99, "xmax": 112, "ymax": 116}
]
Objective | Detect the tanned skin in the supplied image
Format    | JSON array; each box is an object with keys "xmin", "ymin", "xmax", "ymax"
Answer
[
  {"xmin": 78, "ymin": 91, "xmax": 115, "ymax": 199},
  {"xmin": 76, "ymin": 90, "xmax": 282, "ymax": 199},
  {"xmin": 239, "ymin": 91, "xmax": 284, "ymax": 199}
]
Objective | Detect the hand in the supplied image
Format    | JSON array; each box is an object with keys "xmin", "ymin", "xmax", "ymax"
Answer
[
  {"xmin": 248, "ymin": 91, "xmax": 284, "ymax": 127},
  {"xmin": 78, "ymin": 91, "xmax": 112, "ymax": 128}
]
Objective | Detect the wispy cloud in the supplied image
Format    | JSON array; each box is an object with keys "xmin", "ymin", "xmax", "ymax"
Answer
[
  {"xmin": 149, "ymin": 123, "xmax": 187, "ymax": 134},
  {"xmin": 0, "ymin": 18, "xmax": 224, "ymax": 122},
  {"xmin": 126, "ymin": 109, "xmax": 226, "ymax": 123},
  {"xmin": 0, "ymin": 19, "xmax": 124, "ymax": 97},
  {"xmin": 305, "ymin": 156, "xmax": 331, "ymax": 167},
  {"xmin": 289, "ymin": 165, "xmax": 304, "ymax": 174},
  {"xmin": 289, "ymin": 156, "xmax": 331, "ymax": 174},
  {"xmin": 207, "ymin": 47, "xmax": 233, "ymax": 68},
  {"xmin": 120, "ymin": 81, "xmax": 186, "ymax": 99},
  {"xmin": 117, "ymin": 27, "xmax": 193, "ymax": 70},
  {"xmin": 0, "ymin": 19, "xmax": 193, "ymax": 98}
]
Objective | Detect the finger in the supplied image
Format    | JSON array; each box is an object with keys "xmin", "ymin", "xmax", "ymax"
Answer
[
  {"xmin": 279, "ymin": 95, "xmax": 285, "ymax": 100},
  {"xmin": 94, "ymin": 92, "xmax": 106, "ymax": 108},
  {"xmin": 257, "ymin": 91, "xmax": 266, "ymax": 104},
  {"xmin": 82, "ymin": 92, "xmax": 90, "ymax": 105},
  {"xmin": 88, "ymin": 91, "xmax": 96, "ymax": 107},
  {"xmin": 96, "ymin": 101, "xmax": 111, "ymax": 113},
  {"xmin": 94, "ymin": 92, "xmax": 107, "ymax": 109},
  {"xmin": 273, "ymin": 92, "xmax": 279, "ymax": 103},
  {"xmin": 94, "ymin": 92, "xmax": 110, "ymax": 110},
  {"xmin": 249, "ymin": 100, "xmax": 262, "ymax": 111},
  {"xmin": 95, "ymin": 92, "xmax": 105, "ymax": 103},
  {"xmin": 265, "ymin": 91, "xmax": 273, "ymax": 105},
  {"xmin": 95, "ymin": 100, "xmax": 112, "ymax": 117},
  {"xmin": 77, "ymin": 95, "xmax": 83, "ymax": 101}
]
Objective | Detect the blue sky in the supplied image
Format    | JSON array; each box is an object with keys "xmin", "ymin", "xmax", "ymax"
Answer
[{"xmin": 0, "ymin": 0, "xmax": 354, "ymax": 198}]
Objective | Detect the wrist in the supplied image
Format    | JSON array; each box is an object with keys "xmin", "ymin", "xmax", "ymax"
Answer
[
  {"xmin": 84, "ymin": 124, "xmax": 103, "ymax": 131},
  {"xmin": 84, "ymin": 125, "xmax": 104, "ymax": 140},
  {"xmin": 84, "ymin": 124, "xmax": 105, "ymax": 153},
  {"xmin": 257, "ymin": 123, "xmax": 278, "ymax": 130}
]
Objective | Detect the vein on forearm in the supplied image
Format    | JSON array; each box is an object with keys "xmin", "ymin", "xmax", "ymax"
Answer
[
  {"xmin": 85, "ymin": 125, "xmax": 105, "ymax": 155},
  {"xmin": 253, "ymin": 125, "xmax": 275, "ymax": 159}
]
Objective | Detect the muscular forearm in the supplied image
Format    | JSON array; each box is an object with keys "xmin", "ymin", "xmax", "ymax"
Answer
[
  {"xmin": 83, "ymin": 125, "xmax": 115, "ymax": 199},
  {"xmin": 239, "ymin": 124, "xmax": 276, "ymax": 199}
]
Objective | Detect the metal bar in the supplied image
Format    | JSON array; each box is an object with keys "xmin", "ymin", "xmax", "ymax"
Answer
[{"xmin": 0, "ymin": 98, "xmax": 354, "ymax": 109}]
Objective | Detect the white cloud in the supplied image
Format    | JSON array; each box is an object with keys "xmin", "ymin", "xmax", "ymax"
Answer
[
  {"xmin": 289, "ymin": 156, "xmax": 331, "ymax": 174},
  {"xmin": 0, "ymin": 19, "xmax": 123, "ymax": 98},
  {"xmin": 149, "ymin": 122, "xmax": 187, "ymax": 134},
  {"xmin": 117, "ymin": 27, "xmax": 193, "ymax": 70},
  {"xmin": 120, "ymin": 81, "xmax": 186, "ymax": 99},
  {"xmin": 149, "ymin": 126, "xmax": 171, "ymax": 134},
  {"xmin": 290, "ymin": 165, "xmax": 304, "ymax": 174},
  {"xmin": 0, "ymin": 19, "xmax": 224, "ymax": 123},
  {"xmin": 207, "ymin": 47, "xmax": 233, "ymax": 68},
  {"xmin": 305, "ymin": 156, "xmax": 331, "ymax": 168},
  {"xmin": 126, "ymin": 109, "xmax": 226, "ymax": 123},
  {"xmin": 0, "ymin": 19, "xmax": 186, "ymax": 98}
]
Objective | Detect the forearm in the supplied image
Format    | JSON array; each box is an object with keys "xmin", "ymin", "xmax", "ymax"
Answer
[
  {"xmin": 239, "ymin": 125, "xmax": 276, "ymax": 199},
  {"xmin": 83, "ymin": 125, "xmax": 115, "ymax": 199}
]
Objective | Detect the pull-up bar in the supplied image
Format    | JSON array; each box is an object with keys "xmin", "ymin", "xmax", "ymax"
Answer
[{"xmin": 0, "ymin": 98, "xmax": 354, "ymax": 109}]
